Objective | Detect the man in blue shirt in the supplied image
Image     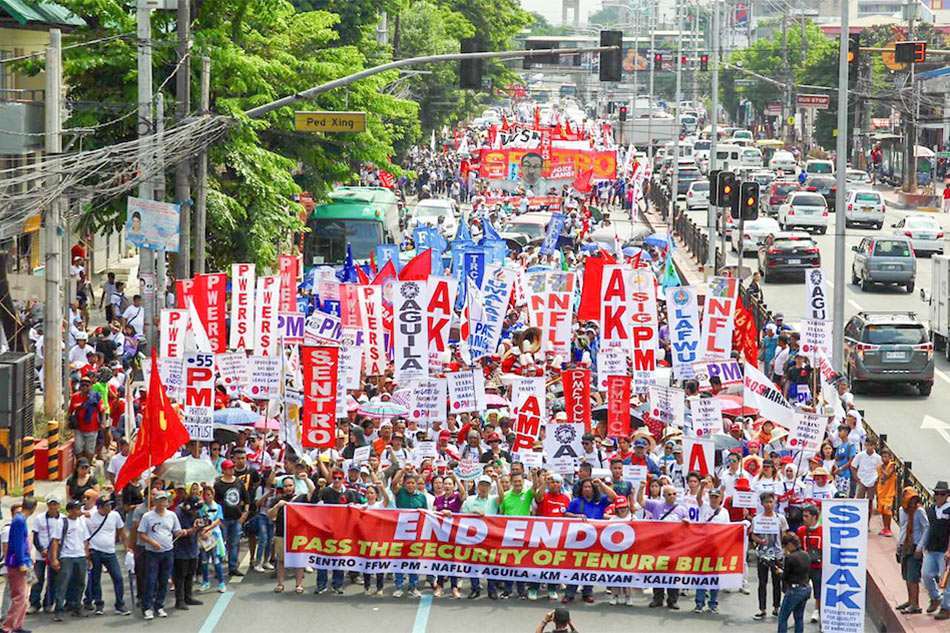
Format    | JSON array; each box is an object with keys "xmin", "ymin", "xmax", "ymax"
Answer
[{"xmin": 3, "ymin": 498, "xmax": 37, "ymax": 633}]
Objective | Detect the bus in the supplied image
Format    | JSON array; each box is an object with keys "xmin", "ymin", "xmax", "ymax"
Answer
[{"xmin": 303, "ymin": 186, "xmax": 400, "ymax": 266}]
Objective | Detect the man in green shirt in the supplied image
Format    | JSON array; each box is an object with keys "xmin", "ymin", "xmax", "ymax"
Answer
[
  {"xmin": 499, "ymin": 470, "xmax": 536, "ymax": 600},
  {"xmin": 460, "ymin": 474, "xmax": 501, "ymax": 599},
  {"xmin": 391, "ymin": 469, "xmax": 428, "ymax": 597}
]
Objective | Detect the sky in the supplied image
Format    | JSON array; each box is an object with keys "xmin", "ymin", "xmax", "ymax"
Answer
[{"xmin": 520, "ymin": 0, "xmax": 603, "ymax": 25}]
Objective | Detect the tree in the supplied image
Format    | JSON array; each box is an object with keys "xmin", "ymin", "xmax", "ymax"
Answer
[{"xmin": 440, "ymin": 0, "xmax": 532, "ymax": 85}]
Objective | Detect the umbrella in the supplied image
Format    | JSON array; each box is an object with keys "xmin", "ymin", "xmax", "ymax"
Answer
[
  {"xmin": 347, "ymin": 394, "xmax": 360, "ymax": 413},
  {"xmin": 357, "ymin": 402, "xmax": 409, "ymax": 419},
  {"xmin": 714, "ymin": 393, "xmax": 760, "ymax": 417},
  {"xmin": 213, "ymin": 423, "xmax": 240, "ymax": 444},
  {"xmin": 580, "ymin": 242, "xmax": 600, "ymax": 252},
  {"xmin": 213, "ymin": 408, "xmax": 263, "ymax": 426},
  {"xmin": 156, "ymin": 456, "xmax": 219, "ymax": 485},
  {"xmin": 592, "ymin": 404, "xmax": 645, "ymax": 423},
  {"xmin": 390, "ymin": 389, "xmax": 412, "ymax": 410},
  {"xmin": 644, "ymin": 233, "xmax": 669, "ymax": 248},
  {"xmin": 485, "ymin": 394, "xmax": 510, "ymax": 408},
  {"xmin": 709, "ymin": 433, "xmax": 743, "ymax": 451},
  {"xmin": 255, "ymin": 418, "xmax": 281, "ymax": 431},
  {"xmin": 622, "ymin": 246, "xmax": 642, "ymax": 257}
]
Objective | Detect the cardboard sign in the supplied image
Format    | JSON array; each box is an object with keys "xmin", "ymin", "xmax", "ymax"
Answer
[
  {"xmin": 601, "ymin": 266, "xmax": 632, "ymax": 353},
  {"xmin": 551, "ymin": 456, "xmax": 577, "ymax": 475},
  {"xmin": 821, "ymin": 500, "xmax": 868, "ymax": 633},
  {"xmin": 789, "ymin": 412, "xmax": 824, "ymax": 453},
  {"xmin": 542, "ymin": 422, "xmax": 585, "ymax": 460},
  {"xmin": 511, "ymin": 376, "xmax": 545, "ymax": 452},
  {"xmin": 353, "ymin": 445, "xmax": 371, "ymax": 465},
  {"xmin": 597, "ymin": 349, "xmax": 626, "ymax": 391},
  {"xmin": 447, "ymin": 371, "xmax": 478, "ymax": 413},
  {"xmin": 195, "ymin": 273, "xmax": 227, "ymax": 353},
  {"xmin": 623, "ymin": 464, "xmax": 648, "ymax": 486},
  {"xmin": 682, "ymin": 437, "xmax": 715, "ymax": 477},
  {"xmin": 410, "ymin": 378, "xmax": 447, "ymax": 427},
  {"xmin": 753, "ymin": 515, "xmax": 781, "ymax": 535},
  {"xmin": 415, "ymin": 441, "xmax": 437, "ymax": 460},
  {"xmin": 278, "ymin": 312, "xmax": 305, "ymax": 346},
  {"xmin": 692, "ymin": 398, "xmax": 724, "ymax": 437},
  {"xmin": 804, "ymin": 268, "xmax": 828, "ymax": 320},
  {"xmin": 666, "ymin": 286, "xmax": 701, "ymax": 379},
  {"xmin": 629, "ymin": 270, "xmax": 658, "ymax": 393},
  {"xmin": 800, "ymin": 317, "xmax": 833, "ymax": 363},
  {"xmin": 357, "ymin": 286, "xmax": 385, "ymax": 375},
  {"xmin": 519, "ymin": 451, "xmax": 544, "ymax": 469},
  {"xmin": 305, "ymin": 309, "xmax": 343, "ymax": 346},
  {"xmin": 160, "ymin": 309, "xmax": 188, "ymax": 359},
  {"xmin": 649, "ymin": 385, "xmax": 686, "ymax": 427},
  {"xmin": 183, "ymin": 352, "xmax": 215, "ymax": 441},
  {"xmin": 700, "ymin": 276, "xmax": 739, "ymax": 361},
  {"xmin": 278, "ymin": 255, "xmax": 298, "ymax": 312},
  {"xmin": 156, "ymin": 357, "xmax": 184, "ymax": 401},
  {"xmin": 229, "ymin": 263, "xmax": 255, "ymax": 350},
  {"xmin": 607, "ymin": 375, "xmax": 631, "ymax": 438},
  {"xmin": 691, "ymin": 359, "xmax": 743, "ymax": 391},
  {"xmin": 733, "ymin": 490, "xmax": 757, "ymax": 508}
]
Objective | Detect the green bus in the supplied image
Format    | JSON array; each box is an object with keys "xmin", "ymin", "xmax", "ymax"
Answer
[{"xmin": 303, "ymin": 186, "xmax": 400, "ymax": 266}]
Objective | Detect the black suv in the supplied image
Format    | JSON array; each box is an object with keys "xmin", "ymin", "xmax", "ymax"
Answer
[{"xmin": 843, "ymin": 311, "xmax": 934, "ymax": 396}]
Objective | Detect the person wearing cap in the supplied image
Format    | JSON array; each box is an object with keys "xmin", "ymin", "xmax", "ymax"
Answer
[
  {"xmin": 479, "ymin": 432, "xmax": 511, "ymax": 466},
  {"xmin": 578, "ymin": 433, "xmax": 607, "ymax": 469},
  {"xmin": 461, "ymin": 472, "xmax": 502, "ymax": 599},
  {"xmin": 802, "ymin": 467, "xmax": 836, "ymax": 502},
  {"xmin": 28, "ymin": 496, "xmax": 63, "ymax": 614},
  {"xmin": 694, "ymin": 484, "xmax": 728, "ymax": 614},
  {"xmin": 921, "ymin": 480, "xmax": 950, "ymax": 619},
  {"xmin": 630, "ymin": 436, "xmax": 661, "ymax": 477},
  {"xmin": 50, "ymin": 500, "xmax": 90, "ymax": 621},
  {"xmin": 751, "ymin": 491, "xmax": 789, "ymax": 620},
  {"xmin": 372, "ymin": 421, "xmax": 394, "ymax": 457},
  {"xmin": 760, "ymin": 322, "xmax": 778, "ymax": 373},
  {"xmin": 898, "ymin": 487, "xmax": 930, "ymax": 614},
  {"xmin": 213, "ymin": 459, "xmax": 249, "ymax": 579},
  {"xmin": 138, "ymin": 491, "xmax": 187, "ymax": 620},
  {"xmin": 172, "ymin": 495, "xmax": 203, "ymax": 611},
  {"xmin": 68, "ymin": 376, "xmax": 105, "ymax": 463},
  {"xmin": 85, "ymin": 496, "xmax": 129, "ymax": 616}
]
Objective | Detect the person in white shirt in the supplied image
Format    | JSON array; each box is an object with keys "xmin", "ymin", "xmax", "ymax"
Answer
[
  {"xmin": 851, "ymin": 436, "xmax": 883, "ymax": 521},
  {"xmin": 67, "ymin": 334, "xmax": 91, "ymax": 369},
  {"xmin": 120, "ymin": 295, "xmax": 145, "ymax": 336},
  {"xmin": 28, "ymin": 497, "xmax": 64, "ymax": 614},
  {"xmin": 770, "ymin": 336, "xmax": 790, "ymax": 382},
  {"xmin": 50, "ymin": 500, "xmax": 90, "ymax": 621},
  {"xmin": 107, "ymin": 439, "xmax": 131, "ymax": 487},
  {"xmin": 86, "ymin": 497, "xmax": 130, "ymax": 615},
  {"xmin": 695, "ymin": 487, "xmax": 729, "ymax": 613}
]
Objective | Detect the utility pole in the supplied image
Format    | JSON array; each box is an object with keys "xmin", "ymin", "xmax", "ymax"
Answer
[
  {"xmin": 782, "ymin": 11, "xmax": 790, "ymax": 139},
  {"xmin": 691, "ymin": 1, "xmax": 699, "ymax": 103},
  {"xmin": 672, "ymin": 0, "xmax": 683, "ymax": 216},
  {"xmin": 154, "ymin": 93, "xmax": 166, "ymax": 335},
  {"xmin": 174, "ymin": 0, "xmax": 191, "ymax": 281},
  {"xmin": 43, "ymin": 28, "xmax": 63, "ymax": 416},
  {"xmin": 136, "ymin": 5, "xmax": 157, "ymax": 349},
  {"xmin": 647, "ymin": 0, "xmax": 656, "ymax": 159},
  {"xmin": 832, "ymin": 0, "xmax": 849, "ymax": 372},
  {"xmin": 903, "ymin": 0, "xmax": 917, "ymax": 193},
  {"xmin": 194, "ymin": 55, "xmax": 210, "ymax": 275},
  {"xmin": 706, "ymin": 0, "xmax": 719, "ymax": 280},
  {"xmin": 631, "ymin": 5, "xmax": 639, "ymax": 125}
]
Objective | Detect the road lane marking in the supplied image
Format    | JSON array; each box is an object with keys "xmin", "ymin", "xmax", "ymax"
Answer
[
  {"xmin": 198, "ymin": 591, "xmax": 234, "ymax": 633},
  {"xmin": 412, "ymin": 593, "xmax": 433, "ymax": 633},
  {"xmin": 936, "ymin": 368, "xmax": 950, "ymax": 385},
  {"xmin": 848, "ymin": 299, "xmax": 862, "ymax": 311}
]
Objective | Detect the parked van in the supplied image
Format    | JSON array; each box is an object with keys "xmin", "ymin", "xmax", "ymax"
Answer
[{"xmin": 712, "ymin": 144, "xmax": 743, "ymax": 172}]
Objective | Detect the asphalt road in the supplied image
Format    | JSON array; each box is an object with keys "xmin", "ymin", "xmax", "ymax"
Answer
[{"xmin": 679, "ymin": 186, "xmax": 950, "ymax": 490}]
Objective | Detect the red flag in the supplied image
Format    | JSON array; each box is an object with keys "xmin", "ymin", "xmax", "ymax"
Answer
[
  {"xmin": 577, "ymin": 250, "xmax": 616, "ymax": 321},
  {"xmin": 563, "ymin": 368, "xmax": 592, "ymax": 431},
  {"xmin": 733, "ymin": 295, "xmax": 759, "ymax": 365},
  {"xmin": 115, "ymin": 350, "xmax": 191, "ymax": 492},
  {"xmin": 565, "ymin": 119, "xmax": 573, "ymax": 137},
  {"xmin": 369, "ymin": 250, "xmax": 378, "ymax": 276},
  {"xmin": 378, "ymin": 170, "xmax": 395, "ymax": 189},
  {"xmin": 607, "ymin": 375, "xmax": 631, "ymax": 438},
  {"xmin": 534, "ymin": 107, "xmax": 540, "ymax": 128},
  {"xmin": 372, "ymin": 259, "xmax": 397, "ymax": 286},
  {"xmin": 502, "ymin": 116, "xmax": 510, "ymax": 132},
  {"xmin": 398, "ymin": 249, "xmax": 431, "ymax": 281},
  {"xmin": 356, "ymin": 266, "xmax": 370, "ymax": 285},
  {"xmin": 554, "ymin": 121, "xmax": 564, "ymax": 139},
  {"xmin": 487, "ymin": 125, "xmax": 498, "ymax": 148},
  {"xmin": 571, "ymin": 168, "xmax": 594, "ymax": 193}
]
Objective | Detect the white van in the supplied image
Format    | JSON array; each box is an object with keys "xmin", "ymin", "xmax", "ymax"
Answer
[
  {"xmin": 712, "ymin": 144, "xmax": 743, "ymax": 172},
  {"xmin": 740, "ymin": 147, "xmax": 764, "ymax": 169}
]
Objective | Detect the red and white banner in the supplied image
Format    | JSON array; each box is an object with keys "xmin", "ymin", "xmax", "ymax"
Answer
[
  {"xmin": 394, "ymin": 280, "xmax": 428, "ymax": 383},
  {"xmin": 254, "ymin": 275, "xmax": 281, "ymax": 355},
  {"xmin": 427, "ymin": 277, "xmax": 457, "ymax": 373},
  {"xmin": 562, "ymin": 368, "xmax": 592, "ymax": 431},
  {"xmin": 607, "ymin": 375, "xmax": 631, "ymax": 438},
  {"xmin": 194, "ymin": 273, "xmax": 227, "ymax": 353},
  {"xmin": 743, "ymin": 361, "xmax": 794, "ymax": 426},
  {"xmin": 183, "ymin": 352, "xmax": 214, "ymax": 442},
  {"xmin": 357, "ymin": 285, "xmax": 385, "ymax": 376},
  {"xmin": 175, "ymin": 278, "xmax": 196, "ymax": 309},
  {"xmin": 629, "ymin": 269, "xmax": 657, "ymax": 393},
  {"xmin": 301, "ymin": 346, "xmax": 338, "ymax": 448},
  {"xmin": 511, "ymin": 376, "xmax": 545, "ymax": 453},
  {"xmin": 160, "ymin": 309, "xmax": 188, "ymax": 359},
  {"xmin": 229, "ymin": 263, "xmax": 256, "ymax": 350},
  {"xmin": 285, "ymin": 506, "xmax": 746, "ymax": 589},
  {"xmin": 682, "ymin": 438, "xmax": 715, "ymax": 478},
  {"xmin": 601, "ymin": 265, "xmax": 631, "ymax": 355},
  {"xmin": 278, "ymin": 255, "xmax": 298, "ymax": 312},
  {"xmin": 527, "ymin": 272, "xmax": 575, "ymax": 357},
  {"xmin": 340, "ymin": 284, "xmax": 362, "ymax": 328},
  {"xmin": 700, "ymin": 277, "xmax": 739, "ymax": 361}
]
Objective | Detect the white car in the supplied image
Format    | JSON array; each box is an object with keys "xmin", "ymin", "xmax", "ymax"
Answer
[
  {"xmin": 846, "ymin": 168, "xmax": 872, "ymax": 185},
  {"xmin": 844, "ymin": 190, "xmax": 885, "ymax": 229},
  {"xmin": 892, "ymin": 215, "xmax": 945, "ymax": 255},
  {"xmin": 804, "ymin": 159, "xmax": 834, "ymax": 176},
  {"xmin": 779, "ymin": 191, "xmax": 829, "ymax": 233},
  {"xmin": 686, "ymin": 180, "xmax": 710, "ymax": 211},
  {"xmin": 409, "ymin": 198, "xmax": 458, "ymax": 237},
  {"xmin": 769, "ymin": 150, "xmax": 798, "ymax": 175},
  {"xmin": 732, "ymin": 217, "xmax": 781, "ymax": 254}
]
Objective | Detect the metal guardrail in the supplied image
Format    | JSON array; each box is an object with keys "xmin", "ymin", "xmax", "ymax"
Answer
[
  {"xmin": 860, "ymin": 420, "xmax": 934, "ymax": 512},
  {"xmin": 671, "ymin": 208, "xmax": 725, "ymax": 274}
]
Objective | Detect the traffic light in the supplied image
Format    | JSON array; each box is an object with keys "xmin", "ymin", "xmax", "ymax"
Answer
[
  {"xmin": 460, "ymin": 38, "xmax": 482, "ymax": 90},
  {"xmin": 739, "ymin": 181, "xmax": 759, "ymax": 221},
  {"xmin": 716, "ymin": 171, "xmax": 737, "ymax": 216},
  {"xmin": 700, "ymin": 54, "xmax": 709, "ymax": 71},
  {"xmin": 619, "ymin": 106, "xmax": 628, "ymax": 121},
  {"xmin": 654, "ymin": 52, "xmax": 663, "ymax": 70},
  {"xmin": 681, "ymin": 55, "xmax": 688, "ymax": 66},
  {"xmin": 600, "ymin": 30, "xmax": 623, "ymax": 82},
  {"xmin": 895, "ymin": 41, "xmax": 927, "ymax": 64},
  {"xmin": 708, "ymin": 169, "xmax": 721, "ymax": 205}
]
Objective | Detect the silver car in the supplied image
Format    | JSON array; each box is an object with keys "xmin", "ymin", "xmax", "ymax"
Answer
[
  {"xmin": 851, "ymin": 236, "xmax": 916, "ymax": 293},
  {"xmin": 732, "ymin": 217, "xmax": 780, "ymax": 254}
]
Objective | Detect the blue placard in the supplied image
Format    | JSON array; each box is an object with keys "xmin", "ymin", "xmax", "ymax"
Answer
[
  {"xmin": 431, "ymin": 247, "xmax": 444, "ymax": 275},
  {"xmin": 482, "ymin": 239, "xmax": 508, "ymax": 265},
  {"xmin": 539, "ymin": 212, "xmax": 567, "ymax": 255},
  {"xmin": 323, "ymin": 299, "xmax": 340, "ymax": 318},
  {"xmin": 376, "ymin": 244, "xmax": 400, "ymax": 272}
]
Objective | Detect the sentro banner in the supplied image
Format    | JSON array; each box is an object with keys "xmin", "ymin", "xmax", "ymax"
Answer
[
  {"xmin": 285, "ymin": 506, "xmax": 746, "ymax": 589},
  {"xmin": 301, "ymin": 346, "xmax": 338, "ymax": 449}
]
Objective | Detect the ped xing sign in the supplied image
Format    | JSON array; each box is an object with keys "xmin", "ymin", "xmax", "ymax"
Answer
[{"xmin": 295, "ymin": 111, "xmax": 367, "ymax": 133}]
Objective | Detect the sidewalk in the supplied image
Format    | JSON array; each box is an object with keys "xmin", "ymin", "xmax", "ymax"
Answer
[{"xmin": 640, "ymin": 201, "xmax": 708, "ymax": 295}]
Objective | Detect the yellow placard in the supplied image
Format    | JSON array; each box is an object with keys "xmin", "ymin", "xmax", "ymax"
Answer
[{"xmin": 294, "ymin": 111, "xmax": 367, "ymax": 133}]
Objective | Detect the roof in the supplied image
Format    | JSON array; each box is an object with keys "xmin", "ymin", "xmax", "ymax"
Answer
[
  {"xmin": 0, "ymin": 0, "xmax": 84, "ymax": 26},
  {"xmin": 855, "ymin": 311, "xmax": 922, "ymax": 324}
]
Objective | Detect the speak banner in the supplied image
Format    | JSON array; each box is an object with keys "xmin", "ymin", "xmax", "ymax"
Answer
[{"xmin": 285, "ymin": 506, "xmax": 746, "ymax": 589}]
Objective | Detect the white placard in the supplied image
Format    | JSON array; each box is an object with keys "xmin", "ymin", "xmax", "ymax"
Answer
[
  {"xmin": 229, "ymin": 263, "xmax": 256, "ymax": 350},
  {"xmin": 447, "ymin": 371, "xmax": 478, "ymax": 413},
  {"xmin": 353, "ymin": 445, "xmax": 371, "ymax": 464},
  {"xmin": 253, "ymin": 275, "xmax": 280, "ymax": 355},
  {"xmin": 519, "ymin": 451, "xmax": 544, "ymax": 469},
  {"xmin": 551, "ymin": 456, "xmax": 577, "ymax": 475},
  {"xmin": 821, "ymin": 499, "xmax": 868, "ymax": 633},
  {"xmin": 183, "ymin": 352, "xmax": 215, "ymax": 442},
  {"xmin": 649, "ymin": 385, "xmax": 686, "ymax": 427},
  {"xmin": 216, "ymin": 352, "xmax": 249, "ymax": 397},
  {"xmin": 733, "ymin": 490, "xmax": 757, "ymax": 508},
  {"xmin": 247, "ymin": 354, "xmax": 281, "ymax": 399},
  {"xmin": 691, "ymin": 398, "xmax": 724, "ymax": 437},
  {"xmin": 753, "ymin": 515, "xmax": 781, "ymax": 535},
  {"xmin": 393, "ymin": 280, "xmax": 429, "ymax": 383}
]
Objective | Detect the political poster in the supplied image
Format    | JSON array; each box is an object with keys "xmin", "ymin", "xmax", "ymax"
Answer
[
  {"xmin": 183, "ymin": 352, "xmax": 215, "ymax": 441},
  {"xmin": 743, "ymin": 362, "xmax": 794, "ymax": 426},
  {"xmin": 562, "ymin": 368, "xmax": 592, "ymax": 431},
  {"xmin": 301, "ymin": 346, "xmax": 339, "ymax": 449},
  {"xmin": 157, "ymin": 356, "xmax": 184, "ymax": 401},
  {"xmin": 160, "ymin": 309, "xmax": 188, "ymax": 359},
  {"xmin": 229, "ymin": 263, "xmax": 256, "ymax": 350},
  {"xmin": 665, "ymin": 286, "xmax": 701, "ymax": 379},
  {"xmin": 691, "ymin": 359, "xmax": 744, "ymax": 391},
  {"xmin": 409, "ymin": 378, "xmax": 447, "ymax": 427},
  {"xmin": 339, "ymin": 284, "xmax": 362, "ymax": 328},
  {"xmin": 304, "ymin": 310, "xmax": 343, "ymax": 346},
  {"xmin": 691, "ymin": 398, "xmax": 724, "ymax": 437},
  {"xmin": 607, "ymin": 375, "xmax": 631, "ymax": 438},
  {"xmin": 682, "ymin": 438, "xmax": 715, "ymax": 477},
  {"xmin": 597, "ymin": 349, "xmax": 627, "ymax": 391},
  {"xmin": 278, "ymin": 255, "xmax": 298, "ymax": 312},
  {"xmin": 447, "ymin": 371, "xmax": 478, "ymax": 413},
  {"xmin": 543, "ymin": 272, "xmax": 575, "ymax": 357},
  {"xmin": 700, "ymin": 276, "xmax": 739, "ymax": 361},
  {"xmin": 539, "ymin": 212, "xmax": 566, "ymax": 255},
  {"xmin": 800, "ymin": 318, "xmax": 833, "ymax": 363},
  {"xmin": 630, "ymin": 269, "xmax": 658, "ymax": 393},
  {"xmin": 601, "ymin": 266, "xmax": 631, "ymax": 354},
  {"xmin": 247, "ymin": 355, "xmax": 281, "ymax": 400},
  {"xmin": 125, "ymin": 196, "xmax": 181, "ymax": 252},
  {"xmin": 254, "ymin": 275, "xmax": 281, "ymax": 356},
  {"xmin": 216, "ymin": 351, "xmax": 249, "ymax": 397},
  {"xmin": 176, "ymin": 278, "xmax": 196, "ymax": 309},
  {"xmin": 821, "ymin": 499, "xmax": 868, "ymax": 633},
  {"xmin": 648, "ymin": 385, "xmax": 685, "ymax": 427},
  {"xmin": 511, "ymin": 376, "xmax": 546, "ymax": 452},
  {"xmin": 337, "ymin": 339, "xmax": 362, "ymax": 392},
  {"xmin": 278, "ymin": 312, "xmax": 305, "ymax": 346},
  {"xmin": 543, "ymin": 421, "xmax": 586, "ymax": 460},
  {"xmin": 358, "ymin": 285, "xmax": 386, "ymax": 376},
  {"xmin": 467, "ymin": 266, "xmax": 515, "ymax": 360},
  {"xmin": 394, "ymin": 280, "xmax": 429, "ymax": 383},
  {"xmin": 789, "ymin": 412, "xmax": 825, "ymax": 454},
  {"xmin": 376, "ymin": 245, "xmax": 400, "ymax": 273},
  {"xmin": 193, "ymin": 273, "xmax": 227, "ymax": 353},
  {"xmin": 805, "ymin": 268, "xmax": 828, "ymax": 321},
  {"xmin": 286, "ymin": 505, "xmax": 746, "ymax": 589},
  {"xmin": 427, "ymin": 277, "xmax": 457, "ymax": 373}
]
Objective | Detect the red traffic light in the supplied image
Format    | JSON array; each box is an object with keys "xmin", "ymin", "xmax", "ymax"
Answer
[{"xmin": 681, "ymin": 55, "xmax": 687, "ymax": 65}]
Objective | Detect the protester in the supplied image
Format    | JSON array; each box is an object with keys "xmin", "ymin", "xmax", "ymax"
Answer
[
  {"xmin": 751, "ymin": 491, "xmax": 788, "ymax": 620},
  {"xmin": 51, "ymin": 500, "xmax": 90, "ymax": 621},
  {"xmin": 921, "ymin": 481, "xmax": 950, "ymax": 619},
  {"xmin": 2, "ymin": 498, "xmax": 36, "ymax": 633},
  {"xmin": 776, "ymin": 532, "xmax": 811, "ymax": 633},
  {"xmin": 86, "ymin": 496, "xmax": 130, "ymax": 616},
  {"xmin": 897, "ymin": 487, "xmax": 929, "ymax": 614},
  {"xmin": 137, "ymin": 490, "xmax": 183, "ymax": 620}
]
